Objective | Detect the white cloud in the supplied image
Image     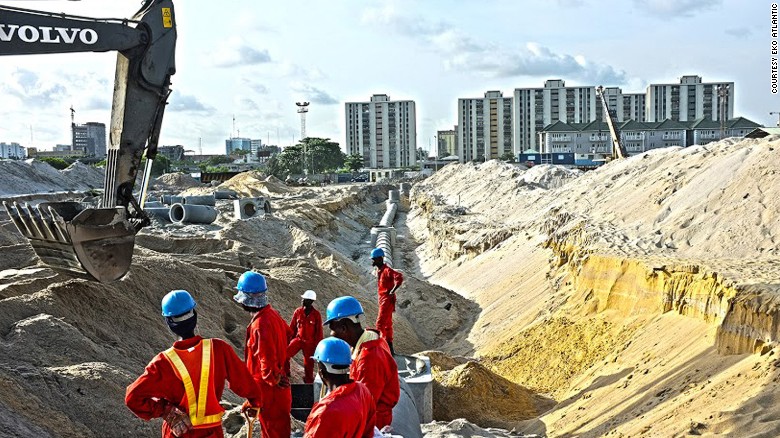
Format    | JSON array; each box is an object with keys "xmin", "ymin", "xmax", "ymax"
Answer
[
  {"xmin": 168, "ymin": 94, "xmax": 215, "ymax": 113},
  {"xmin": 725, "ymin": 27, "xmax": 752, "ymax": 38},
  {"xmin": 212, "ymin": 38, "xmax": 272, "ymax": 68},
  {"xmin": 291, "ymin": 82, "xmax": 339, "ymax": 105},
  {"xmin": 632, "ymin": 0, "xmax": 722, "ymax": 16},
  {"xmin": 361, "ymin": 6, "xmax": 628, "ymax": 84}
]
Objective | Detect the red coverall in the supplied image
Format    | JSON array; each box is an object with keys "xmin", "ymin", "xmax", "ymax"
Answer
[
  {"xmin": 286, "ymin": 306, "xmax": 323, "ymax": 384},
  {"xmin": 245, "ymin": 304, "xmax": 293, "ymax": 438},
  {"xmin": 350, "ymin": 330, "xmax": 400, "ymax": 428},
  {"xmin": 303, "ymin": 381, "xmax": 376, "ymax": 438},
  {"xmin": 376, "ymin": 264, "xmax": 403, "ymax": 344},
  {"xmin": 126, "ymin": 336, "xmax": 262, "ymax": 438}
]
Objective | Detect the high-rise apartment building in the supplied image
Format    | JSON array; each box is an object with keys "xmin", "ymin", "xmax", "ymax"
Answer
[
  {"xmin": 645, "ymin": 75, "xmax": 733, "ymax": 122},
  {"xmin": 512, "ymin": 75, "xmax": 732, "ymax": 151},
  {"xmin": 436, "ymin": 127, "xmax": 457, "ymax": 158},
  {"xmin": 345, "ymin": 94, "xmax": 417, "ymax": 169},
  {"xmin": 513, "ymin": 80, "xmax": 598, "ymax": 152},
  {"xmin": 72, "ymin": 122, "xmax": 106, "ymax": 157},
  {"xmin": 458, "ymin": 91, "xmax": 513, "ymax": 163},
  {"xmin": 0, "ymin": 142, "xmax": 25, "ymax": 159}
]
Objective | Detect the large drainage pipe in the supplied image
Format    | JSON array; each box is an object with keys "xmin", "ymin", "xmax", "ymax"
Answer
[
  {"xmin": 371, "ymin": 189, "xmax": 402, "ymax": 269},
  {"xmin": 182, "ymin": 194, "xmax": 216, "ymax": 206},
  {"xmin": 169, "ymin": 203, "xmax": 218, "ymax": 224}
]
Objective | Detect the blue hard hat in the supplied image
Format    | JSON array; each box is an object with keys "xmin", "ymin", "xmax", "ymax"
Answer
[
  {"xmin": 312, "ymin": 337, "xmax": 352, "ymax": 366},
  {"xmin": 370, "ymin": 248, "xmax": 384, "ymax": 258},
  {"xmin": 236, "ymin": 271, "xmax": 267, "ymax": 294},
  {"xmin": 161, "ymin": 290, "xmax": 197, "ymax": 317},
  {"xmin": 324, "ymin": 296, "xmax": 364, "ymax": 325}
]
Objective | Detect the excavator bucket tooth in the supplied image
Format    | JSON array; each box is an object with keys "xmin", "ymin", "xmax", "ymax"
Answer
[{"xmin": 3, "ymin": 201, "xmax": 138, "ymax": 282}]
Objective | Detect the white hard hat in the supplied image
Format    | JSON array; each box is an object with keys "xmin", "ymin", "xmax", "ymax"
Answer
[{"xmin": 301, "ymin": 290, "xmax": 317, "ymax": 300}]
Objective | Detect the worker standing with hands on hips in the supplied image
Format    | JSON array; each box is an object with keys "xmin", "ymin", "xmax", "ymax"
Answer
[
  {"xmin": 325, "ymin": 296, "xmax": 400, "ymax": 430},
  {"xmin": 287, "ymin": 289, "xmax": 323, "ymax": 384},
  {"xmin": 303, "ymin": 337, "xmax": 376, "ymax": 437},
  {"xmin": 125, "ymin": 290, "xmax": 262, "ymax": 438},
  {"xmin": 233, "ymin": 271, "xmax": 293, "ymax": 438},
  {"xmin": 371, "ymin": 247, "xmax": 403, "ymax": 355}
]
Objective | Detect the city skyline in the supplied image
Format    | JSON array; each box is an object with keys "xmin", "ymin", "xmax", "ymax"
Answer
[{"xmin": 0, "ymin": 0, "xmax": 770, "ymax": 155}]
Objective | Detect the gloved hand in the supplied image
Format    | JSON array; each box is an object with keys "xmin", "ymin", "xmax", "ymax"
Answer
[
  {"xmin": 241, "ymin": 400, "xmax": 260, "ymax": 418},
  {"xmin": 163, "ymin": 403, "xmax": 192, "ymax": 437},
  {"xmin": 278, "ymin": 374, "xmax": 290, "ymax": 388}
]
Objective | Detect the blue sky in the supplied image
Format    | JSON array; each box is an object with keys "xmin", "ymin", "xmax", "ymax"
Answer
[{"xmin": 0, "ymin": 0, "xmax": 771, "ymax": 155}]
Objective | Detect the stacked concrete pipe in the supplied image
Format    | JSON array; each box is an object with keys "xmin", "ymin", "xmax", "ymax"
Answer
[
  {"xmin": 371, "ymin": 189, "xmax": 400, "ymax": 268},
  {"xmin": 169, "ymin": 203, "xmax": 218, "ymax": 225}
]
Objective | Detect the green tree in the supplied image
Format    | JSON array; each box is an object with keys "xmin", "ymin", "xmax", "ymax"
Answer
[
  {"xmin": 500, "ymin": 152, "xmax": 516, "ymax": 163},
  {"xmin": 38, "ymin": 157, "xmax": 71, "ymax": 170},
  {"xmin": 140, "ymin": 155, "xmax": 171, "ymax": 177},
  {"xmin": 302, "ymin": 137, "xmax": 344, "ymax": 174},
  {"xmin": 344, "ymin": 153, "xmax": 363, "ymax": 172},
  {"xmin": 207, "ymin": 155, "xmax": 233, "ymax": 166}
]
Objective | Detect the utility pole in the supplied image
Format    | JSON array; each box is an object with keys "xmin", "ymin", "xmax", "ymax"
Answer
[
  {"xmin": 296, "ymin": 102, "xmax": 310, "ymax": 174},
  {"xmin": 770, "ymin": 112, "xmax": 780, "ymax": 127},
  {"xmin": 70, "ymin": 105, "xmax": 75, "ymax": 151}
]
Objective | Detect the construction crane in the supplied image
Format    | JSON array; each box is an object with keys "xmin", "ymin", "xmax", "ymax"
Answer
[{"xmin": 596, "ymin": 86, "xmax": 627, "ymax": 160}]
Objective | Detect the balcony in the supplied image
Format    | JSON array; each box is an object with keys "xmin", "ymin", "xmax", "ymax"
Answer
[
  {"xmin": 698, "ymin": 132, "xmax": 721, "ymax": 139},
  {"xmin": 590, "ymin": 134, "xmax": 609, "ymax": 141},
  {"xmin": 662, "ymin": 133, "xmax": 682, "ymax": 140},
  {"xmin": 623, "ymin": 133, "xmax": 645, "ymax": 140},
  {"xmin": 549, "ymin": 135, "xmax": 571, "ymax": 142}
]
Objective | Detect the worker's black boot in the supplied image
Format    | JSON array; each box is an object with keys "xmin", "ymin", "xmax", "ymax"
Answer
[{"xmin": 388, "ymin": 341, "xmax": 396, "ymax": 356}]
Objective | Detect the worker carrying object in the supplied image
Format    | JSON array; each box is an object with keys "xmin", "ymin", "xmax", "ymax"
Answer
[
  {"xmin": 303, "ymin": 337, "xmax": 377, "ymax": 437},
  {"xmin": 325, "ymin": 296, "xmax": 400, "ymax": 430},
  {"xmin": 371, "ymin": 247, "xmax": 403, "ymax": 355},
  {"xmin": 126, "ymin": 290, "xmax": 262, "ymax": 438},
  {"xmin": 234, "ymin": 271, "xmax": 293, "ymax": 438},
  {"xmin": 287, "ymin": 289, "xmax": 323, "ymax": 384}
]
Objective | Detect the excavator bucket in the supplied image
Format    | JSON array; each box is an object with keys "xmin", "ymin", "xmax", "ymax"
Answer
[{"xmin": 3, "ymin": 201, "xmax": 138, "ymax": 282}]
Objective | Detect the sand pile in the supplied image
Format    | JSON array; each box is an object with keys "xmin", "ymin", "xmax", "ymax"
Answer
[
  {"xmin": 219, "ymin": 172, "xmax": 293, "ymax": 197},
  {"xmin": 154, "ymin": 172, "xmax": 201, "ymax": 191},
  {"xmin": 519, "ymin": 164, "xmax": 581, "ymax": 189},
  {"xmin": 60, "ymin": 162, "xmax": 104, "ymax": 190},
  {"xmin": 0, "ymin": 159, "xmax": 100, "ymax": 196},
  {"xmin": 430, "ymin": 353, "xmax": 541, "ymax": 430},
  {"xmin": 406, "ymin": 136, "xmax": 780, "ymax": 437},
  {"xmin": 422, "ymin": 419, "xmax": 538, "ymax": 437}
]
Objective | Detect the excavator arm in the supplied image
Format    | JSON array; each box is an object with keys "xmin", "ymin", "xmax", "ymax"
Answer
[{"xmin": 1, "ymin": 0, "xmax": 177, "ymax": 282}]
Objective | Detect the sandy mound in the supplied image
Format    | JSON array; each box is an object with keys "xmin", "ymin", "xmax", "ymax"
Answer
[
  {"xmin": 0, "ymin": 159, "xmax": 99, "ymax": 196},
  {"xmin": 60, "ymin": 162, "xmax": 104, "ymax": 190},
  {"xmin": 519, "ymin": 164, "xmax": 581, "ymax": 189},
  {"xmin": 154, "ymin": 172, "xmax": 201, "ymax": 191},
  {"xmin": 432, "ymin": 359, "xmax": 539, "ymax": 430},
  {"xmin": 219, "ymin": 172, "xmax": 293, "ymax": 197}
]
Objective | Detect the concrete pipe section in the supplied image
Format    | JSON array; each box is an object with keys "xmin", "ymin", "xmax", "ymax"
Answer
[
  {"xmin": 371, "ymin": 189, "xmax": 402, "ymax": 268},
  {"xmin": 159, "ymin": 194, "xmax": 184, "ymax": 205},
  {"xmin": 233, "ymin": 198, "xmax": 271, "ymax": 220},
  {"xmin": 143, "ymin": 207, "xmax": 171, "ymax": 221},
  {"xmin": 169, "ymin": 203, "xmax": 218, "ymax": 225},
  {"xmin": 214, "ymin": 190, "xmax": 238, "ymax": 200},
  {"xmin": 182, "ymin": 194, "xmax": 216, "ymax": 206}
]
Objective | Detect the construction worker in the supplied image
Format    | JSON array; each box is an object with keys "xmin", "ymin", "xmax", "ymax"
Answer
[
  {"xmin": 234, "ymin": 271, "xmax": 293, "ymax": 438},
  {"xmin": 126, "ymin": 290, "xmax": 262, "ymax": 438},
  {"xmin": 371, "ymin": 247, "xmax": 403, "ymax": 355},
  {"xmin": 287, "ymin": 289, "xmax": 323, "ymax": 384},
  {"xmin": 303, "ymin": 337, "xmax": 376, "ymax": 437},
  {"xmin": 324, "ymin": 296, "xmax": 400, "ymax": 429}
]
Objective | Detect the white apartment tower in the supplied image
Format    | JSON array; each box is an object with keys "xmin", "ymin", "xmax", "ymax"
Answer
[
  {"xmin": 457, "ymin": 91, "xmax": 513, "ymax": 163},
  {"xmin": 513, "ymin": 80, "xmax": 598, "ymax": 152},
  {"xmin": 345, "ymin": 94, "xmax": 416, "ymax": 169},
  {"xmin": 645, "ymin": 75, "xmax": 734, "ymax": 122}
]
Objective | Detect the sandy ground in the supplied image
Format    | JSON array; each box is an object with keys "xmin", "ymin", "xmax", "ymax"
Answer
[
  {"xmin": 406, "ymin": 136, "xmax": 780, "ymax": 436},
  {"xmin": 3, "ymin": 135, "xmax": 780, "ymax": 437}
]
